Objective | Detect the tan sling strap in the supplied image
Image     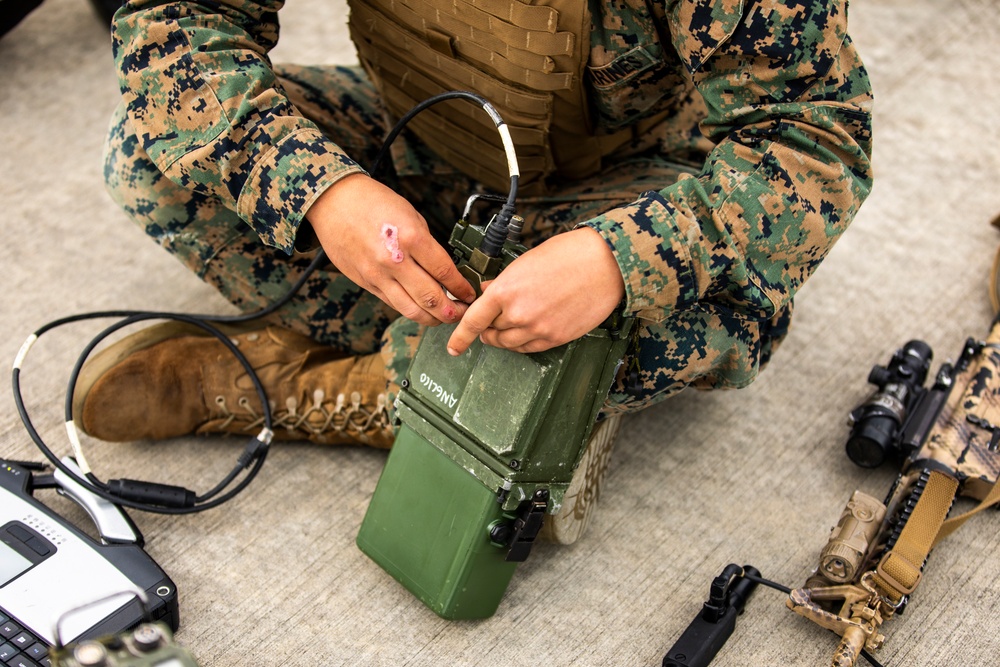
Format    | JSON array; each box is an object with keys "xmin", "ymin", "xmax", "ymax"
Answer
[
  {"xmin": 347, "ymin": 0, "xmax": 640, "ymax": 193},
  {"xmin": 871, "ymin": 470, "xmax": 958, "ymax": 603},
  {"xmin": 871, "ymin": 468, "xmax": 1000, "ymax": 603},
  {"xmin": 934, "ymin": 472, "xmax": 1000, "ymax": 544},
  {"xmin": 990, "ymin": 213, "xmax": 1000, "ymax": 313}
]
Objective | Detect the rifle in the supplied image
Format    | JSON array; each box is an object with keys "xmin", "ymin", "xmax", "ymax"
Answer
[{"xmin": 788, "ymin": 322, "xmax": 1000, "ymax": 667}]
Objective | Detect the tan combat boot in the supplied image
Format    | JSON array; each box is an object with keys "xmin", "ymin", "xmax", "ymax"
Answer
[{"xmin": 73, "ymin": 322, "xmax": 395, "ymax": 448}]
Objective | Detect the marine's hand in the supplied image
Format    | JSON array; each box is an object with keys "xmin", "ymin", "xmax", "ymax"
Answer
[
  {"xmin": 308, "ymin": 174, "xmax": 476, "ymax": 326},
  {"xmin": 447, "ymin": 227, "xmax": 625, "ymax": 355}
]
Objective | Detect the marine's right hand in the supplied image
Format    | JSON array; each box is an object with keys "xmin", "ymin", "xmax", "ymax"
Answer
[{"xmin": 306, "ymin": 173, "xmax": 476, "ymax": 326}]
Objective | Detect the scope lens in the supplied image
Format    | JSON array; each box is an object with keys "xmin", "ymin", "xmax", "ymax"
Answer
[{"xmin": 846, "ymin": 430, "xmax": 887, "ymax": 468}]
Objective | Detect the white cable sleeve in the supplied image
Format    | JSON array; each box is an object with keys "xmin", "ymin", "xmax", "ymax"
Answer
[
  {"xmin": 13, "ymin": 334, "xmax": 38, "ymax": 371},
  {"xmin": 64, "ymin": 421, "xmax": 92, "ymax": 474},
  {"xmin": 497, "ymin": 123, "xmax": 520, "ymax": 178}
]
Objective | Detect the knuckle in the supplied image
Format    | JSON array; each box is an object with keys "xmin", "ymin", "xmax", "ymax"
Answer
[
  {"xmin": 418, "ymin": 290, "xmax": 441, "ymax": 310},
  {"xmin": 375, "ymin": 253, "xmax": 400, "ymax": 270},
  {"xmin": 534, "ymin": 321, "xmax": 554, "ymax": 338},
  {"xmin": 501, "ymin": 306, "xmax": 530, "ymax": 330},
  {"xmin": 394, "ymin": 224, "xmax": 418, "ymax": 246},
  {"xmin": 466, "ymin": 314, "xmax": 490, "ymax": 335},
  {"xmin": 429, "ymin": 262, "xmax": 456, "ymax": 283},
  {"xmin": 397, "ymin": 303, "xmax": 423, "ymax": 321},
  {"xmin": 484, "ymin": 279, "xmax": 509, "ymax": 298}
]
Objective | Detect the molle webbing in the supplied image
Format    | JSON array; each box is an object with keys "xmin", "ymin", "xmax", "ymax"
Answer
[{"xmin": 348, "ymin": 0, "xmax": 633, "ymax": 192}]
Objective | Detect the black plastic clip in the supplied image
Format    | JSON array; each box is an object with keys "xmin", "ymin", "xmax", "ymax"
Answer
[
  {"xmin": 661, "ymin": 564, "xmax": 760, "ymax": 667},
  {"xmin": 502, "ymin": 489, "xmax": 549, "ymax": 562}
]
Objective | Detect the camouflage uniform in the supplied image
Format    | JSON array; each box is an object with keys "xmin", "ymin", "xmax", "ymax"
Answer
[{"xmin": 104, "ymin": 0, "xmax": 873, "ymax": 417}]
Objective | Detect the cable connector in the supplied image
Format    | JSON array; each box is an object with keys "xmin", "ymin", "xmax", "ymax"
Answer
[
  {"xmin": 662, "ymin": 564, "xmax": 760, "ymax": 667},
  {"xmin": 107, "ymin": 479, "xmax": 197, "ymax": 508},
  {"xmin": 238, "ymin": 430, "xmax": 273, "ymax": 468},
  {"xmin": 479, "ymin": 201, "xmax": 517, "ymax": 258}
]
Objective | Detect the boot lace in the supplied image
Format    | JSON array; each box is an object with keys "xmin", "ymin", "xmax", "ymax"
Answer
[{"xmin": 214, "ymin": 389, "xmax": 389, "ymax": 440}]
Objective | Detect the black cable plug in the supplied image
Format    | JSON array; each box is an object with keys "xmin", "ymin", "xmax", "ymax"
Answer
[
  {"xmin": 480, "ymin": 200, "xmax": 518, "ymax": 258},
  {"xmin": 107, "ymin": 479, "xmax": 196, "ymax": 508},
  {"xmin": 238, "ymin": 435, "xmax": 270, "ymax": 469},
  {"xmin": 662, "ymin": 564, "xmax": 760, "ymax": 667}
]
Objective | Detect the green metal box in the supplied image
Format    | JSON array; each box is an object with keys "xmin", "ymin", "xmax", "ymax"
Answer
[{"xmin": 356, "ymin": 318, "xmax": 630, "ymax": 618}]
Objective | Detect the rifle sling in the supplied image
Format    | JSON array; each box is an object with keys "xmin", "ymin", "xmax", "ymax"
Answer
[
  {"xmin": 934, "ymin": 471, "xmax": 1000, "ymax": 545},
  {"xmin": 872, "ymin": 470, "xmax": 958, "ymax": 603},
  {"xmin": 872, "ymin": 468, "xmax": 1000, "ymax": 604}
]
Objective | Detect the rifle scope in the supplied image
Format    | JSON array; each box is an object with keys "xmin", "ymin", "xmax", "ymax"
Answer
[{"xmin": 846, "ymin": 340, "xmax": 932, "ymax": 468}]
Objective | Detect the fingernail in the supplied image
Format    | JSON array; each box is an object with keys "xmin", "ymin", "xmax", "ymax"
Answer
[{"xmin": 447, "ymin": 347, "xmax": 459, "ymax": 357}]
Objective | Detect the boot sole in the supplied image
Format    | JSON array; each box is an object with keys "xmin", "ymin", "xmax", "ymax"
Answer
[{"xmin": 539, "ymin": 413, "xmax": 624, "ymax": 545}]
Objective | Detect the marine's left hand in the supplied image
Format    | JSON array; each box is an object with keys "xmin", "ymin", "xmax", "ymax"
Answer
[{"xmin": 446, "ymin": 227, "xmax": 626, "ymax": 355}]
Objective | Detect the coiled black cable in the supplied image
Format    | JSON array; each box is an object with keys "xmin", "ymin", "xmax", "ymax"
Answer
[{"xmin": 11, "ymin": 90, "xmax": 518, "ymax": 514}]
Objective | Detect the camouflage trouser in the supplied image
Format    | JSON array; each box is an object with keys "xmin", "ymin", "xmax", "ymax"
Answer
[{"xmin": 103, "ymin": 64, "xmax": 791, "ymax": 419}]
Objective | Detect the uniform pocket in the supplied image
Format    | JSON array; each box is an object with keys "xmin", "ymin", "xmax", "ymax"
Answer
[
  {"xmin": 587, "ymin": 42, "xmax": 689, "ymax": 132},
  {"xmin": 586, "ymin": 0, "xmax": 690, "ymax": 132},
  {"xmin": 666, "ymin": 0, "xmax": 745, "ymax": 74},
  {"xmin": 118, "ymin": 16, "xmax": 229, "ymax": 170}
]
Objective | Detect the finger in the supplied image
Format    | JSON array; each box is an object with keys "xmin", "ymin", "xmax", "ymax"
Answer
[
  {"xmin": 410, "ymin": 240, "xmax": 477, "ymax": 304},
  {"xmin": 447, "ymin": 294, "xmax": 503, "ymax": 356},
  {"xmin": 394, "ymin": 261, "xmax": 469, "ymax": 324},
  {"xmin": 479, "ymin": 328, "xmax": 559, "ymax": 354},
  {"xmin": 478, "ymin": 326, "xmax": 535, "ymax": 351},
  {"xmin": 379, "ymin": 280, "xmax": 442, "ymax": 327},
  {"xmin": 359, "ymin": 281, "xmax": 415, "ymax": 322},
  {"xmin": 507, "ymin": 338, "xmax": 559, "ymax": 354}
]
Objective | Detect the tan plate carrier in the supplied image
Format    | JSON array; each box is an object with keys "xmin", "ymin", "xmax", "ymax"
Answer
[{"xmin": 347, "ymin": 0, "xmax": 648, "ymax": 193}]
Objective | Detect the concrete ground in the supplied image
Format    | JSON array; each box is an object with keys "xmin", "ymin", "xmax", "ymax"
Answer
[{"xmin": 2, "ymin": 1, "xmax": 1000, "ymax": 665}]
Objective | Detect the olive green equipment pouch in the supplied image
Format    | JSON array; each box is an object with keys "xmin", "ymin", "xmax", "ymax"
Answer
[{"xmin": 356, "ymin": 211, "xmax": 632, "ymax": 619}]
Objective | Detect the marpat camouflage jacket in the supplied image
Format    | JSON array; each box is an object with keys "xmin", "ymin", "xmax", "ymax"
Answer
[{"xmin": 111, "ymin": 0, "xmax": 873, "ymax": 325}]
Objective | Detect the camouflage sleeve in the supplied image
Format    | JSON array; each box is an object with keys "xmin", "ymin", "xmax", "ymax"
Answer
[
  {"xmin": 580, "ymin": 0, "xmax": 873, "ymax": 323},
  {"xmin": 111, "ymin": 0, "xmax": 366, "ymax": 253}
]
